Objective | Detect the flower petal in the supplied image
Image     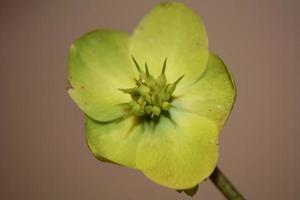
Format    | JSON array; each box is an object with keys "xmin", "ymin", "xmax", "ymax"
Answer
[
  {"xmin": 85, "ymin": 116, "xmax": 143, "ymax": 169},
  {"xmin": 85, "ymin": 110, "xmax": 219, "ymax": 189},
  {"xmin": 68, "ymin": 30, "xmax": 135, "ymax": 121},
  {"xmin": 173, "ymin": 52, "xmax": 236, "ymax": 129},
  {"xmin": 136, "ymin": 110, "xmax": 219, "ymax": 189},
  {"xmin": 130, "ymin": 2, "xmax": 208, "ymax": 88}
]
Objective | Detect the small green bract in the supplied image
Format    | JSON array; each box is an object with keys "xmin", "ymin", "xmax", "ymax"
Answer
[{"xmin": 67, "ymin": 2, "xmax": 236, "ymax": 191}]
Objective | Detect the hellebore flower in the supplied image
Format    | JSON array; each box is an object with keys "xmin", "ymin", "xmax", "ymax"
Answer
[{"xmin": 67, "ymin": 2, "xmax": 236, "ymax": 191}]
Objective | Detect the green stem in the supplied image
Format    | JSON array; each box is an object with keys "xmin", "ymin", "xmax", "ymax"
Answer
[{"xmin": 210, "ymin": 167, "xmax": 245, "ymax": 200}]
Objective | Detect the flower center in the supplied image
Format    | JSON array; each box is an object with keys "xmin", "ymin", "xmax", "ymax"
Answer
[{"xmin": 120, "ymin": 56, "xmax": 184, "ymax": 119}]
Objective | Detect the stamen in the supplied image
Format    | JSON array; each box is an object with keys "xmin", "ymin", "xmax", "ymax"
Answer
[
  {"xmin": 151, "ymin": 106, "xmax": 161, "ymax": 118},
  {"xmin": 162, "ymin": 101, "xmax": 170, "ymax": 111},
  {"xmin": 145, "ymin": 105, "xmax": 152, "ymax": 114}
]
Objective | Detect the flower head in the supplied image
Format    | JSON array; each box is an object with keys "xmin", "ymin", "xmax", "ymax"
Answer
[{"xmin": 67, "ymin": 2, "xmax": 236, "ymax": 191}]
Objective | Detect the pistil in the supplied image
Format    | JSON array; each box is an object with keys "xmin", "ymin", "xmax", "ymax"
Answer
[{"xmin": 120, "ymin": 56, "xmax": 184, "ymax": 119}]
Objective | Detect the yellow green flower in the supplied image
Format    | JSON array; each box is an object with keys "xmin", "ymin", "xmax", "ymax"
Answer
[{"xmin": 67, "ymin": 2, "xmax": 236, "ymax": 191}]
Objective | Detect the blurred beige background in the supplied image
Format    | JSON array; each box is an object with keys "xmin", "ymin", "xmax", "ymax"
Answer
[{"xmin": 1, "ymin": 0, "xmax": 299, "ymax": 199}]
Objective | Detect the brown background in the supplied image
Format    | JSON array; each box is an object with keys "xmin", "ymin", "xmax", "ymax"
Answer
[{"xmin": 1, "ymin": 0, "xmax": 299, "ymax": 199}]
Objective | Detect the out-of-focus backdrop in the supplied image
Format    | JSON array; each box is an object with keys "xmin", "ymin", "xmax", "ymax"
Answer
[{"xmin": 1, "ymin": 0, "xmax": 299, "ymax": 199}]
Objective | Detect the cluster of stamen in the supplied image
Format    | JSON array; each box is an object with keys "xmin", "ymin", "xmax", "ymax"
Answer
[{"xmin": 120, "ymin": 56, "xmax": 184, "ymax": 118}]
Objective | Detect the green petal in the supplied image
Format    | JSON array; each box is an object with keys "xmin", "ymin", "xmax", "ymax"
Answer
[
  {"xmin": 68, "ymin": 30, "xmax": 135, "ymax": 121},
  {"xmin": 136, "ymin": 110, "xmax": 219, "ymax": 189},
  {"xmin": 130, "ymin": 2, "xmax": 208, "ymax": 88},
  {"xmin": 173, "ymin": 52, "xmax": 236, "ymax": 129},
  {"xmin": 85, "ymin": 116, "xmax": 143, "ymax": 168},
  {"xmin": 85, "ymin": 110, "xmax": 219, "ymax": 189}
]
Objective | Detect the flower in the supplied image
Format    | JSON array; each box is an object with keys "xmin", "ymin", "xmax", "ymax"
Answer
[{"xmin": 67, "ymin": 2, "xmax": 236, "ymax": 191}]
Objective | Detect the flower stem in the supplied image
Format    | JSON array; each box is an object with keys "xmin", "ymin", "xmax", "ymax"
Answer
[{"xmin": 210, "ymin": 167, "xmax": 245, "ymax": 200}]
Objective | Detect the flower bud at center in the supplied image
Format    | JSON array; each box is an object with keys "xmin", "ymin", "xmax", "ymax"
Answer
[{"xmin": 120, "ymin": 57, "xmax": 184, "ymax": 119}]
